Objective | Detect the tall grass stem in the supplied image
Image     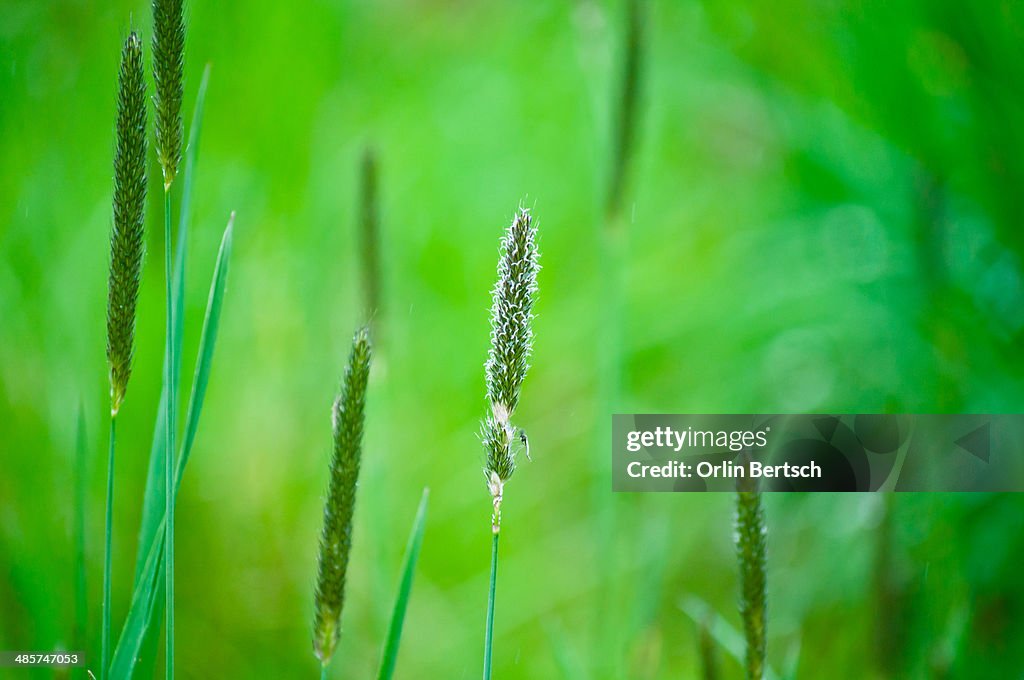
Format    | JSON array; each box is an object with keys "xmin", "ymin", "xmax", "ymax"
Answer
[
  {"xmin": 359, "ymin": 148, "xmax": 381, "ymax": 330},
  {"xmin": 483, "ymin": 531, "xmax": 499, "ymax": 680},
  {"xmin": 74, "ymin": 405, "xmax": 88, "ymax": 656},
  {"xmin": 101, "ymin": 416, "xmax": 116, "ymax": 680},
  {"xmin": 163, "ymin": 188, "xmax": 176, "ymax": 680},
  {"xmin": 735, "ymin": 489, "xmax": 767, "ymax": 680}
]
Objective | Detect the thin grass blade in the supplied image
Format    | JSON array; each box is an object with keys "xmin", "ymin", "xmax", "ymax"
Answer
[
  {"xmin": 376, "ymin": 488, "xmax": 429, "ymax": 680},
  {"xmin": 109, "ymin": 523, "xmax": 165, "ymax": 679},
  {"xmin": 110, "ymin": 212, "xmax": 234, "ymax": 675},
  {"xmin": 74, "ymin": 404, "xmax": 88, "ymax": 652},
  {"xmin": 175, "ymin": 212, "xmax": 234, "ymax": 485}
]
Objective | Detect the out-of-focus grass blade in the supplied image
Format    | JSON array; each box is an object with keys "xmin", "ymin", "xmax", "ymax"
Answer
[
  {"xmin": 74, "ymin": 403, "xmax": 88, "ymax": 652},
  {"xmin": 376, "ymin": 488, "xmax": 430, "ymax": 680},
  {"xmin": 175, "ymin": 212, "xmax": 234, "ymax": 484},
  {"xmin": 132, "ymin": 64, "xmax": 211, "ymax": 585},
  {"xmin": 109, "ymin": 523, "xmax": 165, "ymax": 679},
  {"xmin": 542, "ymin": 620, "xmax": 587, "ymax": 680},
  {"xmin": 782, "ymin": 635, "xmax": 801, "ymax": 680},
  {"xmin": 109, "ymin": 212, "xmax": 234, "ymax": 678},
  {"xmin": 679, "ymin": 595, "xmax": 780, "ymax": 680}
]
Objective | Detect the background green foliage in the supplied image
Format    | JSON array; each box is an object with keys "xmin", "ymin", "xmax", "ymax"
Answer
[{"xmin": 3, "ymin": 1, "xmax": 1024, "ymax": 677}]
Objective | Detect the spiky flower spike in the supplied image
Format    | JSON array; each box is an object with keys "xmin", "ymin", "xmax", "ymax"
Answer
[
  {"xmin": 106, "ymin": 32, "xmax": 148, "ymax": 416},
  {"xmin": 313, "ymin": 327, "xmax": 372, "ymax": 666},
  {"xmin": 735, "ymin": 472, "xmax": 767, "ymax": 680},
  {"xmin": 481, "ymin": 207, "xmax": 539, "ymax": 533},
  {"xmin": 152, "ymin": 0, "xmax": 184, "ymax": 188}
]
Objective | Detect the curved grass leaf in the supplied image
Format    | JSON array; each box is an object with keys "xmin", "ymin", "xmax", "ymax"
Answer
[
  {"xmin": 110, "ymin": 210, "xmax": 233, "ymax": 678},
  {"xmin": 109, "ymin": 523, "xmax": 165, "ymax": 679},
  {"xmin": 376, "ymin": 488, "xmax": 430, "ymax": 680},
  {"xmin": 175, "ymin": 212, "xmax": 233, "ymax": 484}
]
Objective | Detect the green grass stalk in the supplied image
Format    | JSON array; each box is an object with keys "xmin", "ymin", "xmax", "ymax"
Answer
[
  {"xmin": 359, "ymin": 148, "xmax": 382, "ymax": 331},
  {"xmin": 74, "ymin": 405, "xmax": 88, "ymax": 656},
  {"xmin": 153, "ymin": 0, "xmax": 185, "ymax": 672},
  {"xmin": 735, "ymin": 486, "xmax": 767, "ymax": 680},
  {"xmin": 162, "ymin": 188, "xmax": 176, "ymax": 680},
  {"xmin": 479, "ymin": 207, "xmax": 539, "ymax": 676},
  {"xmin": 482, "ymin": 531, "xmax": 499, "ymax": 680},
  {"xmin": 101, "ymin": 416, "xmax": 116, "ymax": 680},
  {"xmin": 103, "ymin": 30, "xmax": 147, "ymax": 679}
]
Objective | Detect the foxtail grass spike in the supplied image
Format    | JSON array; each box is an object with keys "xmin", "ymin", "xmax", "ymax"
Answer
[
  {"xmin": 313, "ymin": 327, "xmax": 373, "ymax": 666},
  {"xmin": 735, "ymin": 476, "xmax": 767, "ymax": 680},
  {"xmin": 107, "ymin": 31, "xmax": 148, "ymax": 416},
  {"xmin": 482, "ymin": 207, "xmax": 539, "ymax": 533},
  {"xmin": 606, "ymin": 0, "xmax": 645, "ymax": 221},
  {"xmin": 153, "ymin": 0, "xmax": 184, "ymax": 189},
  {"xmin": 359, "ymin": 148, "xmax": 382, "ymax": 328},
  {"xmin": 103, "ymin": 33, "xmax": 146, "ymax": 680}
]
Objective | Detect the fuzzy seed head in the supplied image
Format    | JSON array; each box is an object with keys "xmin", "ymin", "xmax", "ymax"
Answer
[
  {"xmin": 313, "ymin": 327, "xmax": 372, "ymax": 665},
  {"xmin": 106, "ymin": 32, "xmax": 148, "ymax": 416},
  {"xmin": 152, "ymin": 0, "xmax": 184, "ymax": 188},
  {"xmin": 480, "ymin": 207, "xmax": 539, "ymax": 527},
  {"xmin": 482, "ymin": 416, "xmax": 515, "ymax": 485},
  {"xmin": 485, "ymin": 208, "xmax": 539, "ymax": 420}
]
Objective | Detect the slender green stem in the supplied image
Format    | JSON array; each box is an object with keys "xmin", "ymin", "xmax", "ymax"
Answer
[
  {"xmin": 736, "ymin": 490, "xmax": 766, "ymax": 680},
  {"xmin": 483, "ymin": 531, "xmax": 499, "ymax": 680},
  {"xmin": 321, "ymin": 664, "xmax": 328, "ymax": 680},
  {"xmin": 163, "ymin": 187, "xmax": 176, "ymax": 680},
  {"xmin": 101, "ymin": 415, "xmax": 116, "ymax": 680},
  {"xmin": 74, "ymin": 406, "xmax": 88, "ymax": 657}
]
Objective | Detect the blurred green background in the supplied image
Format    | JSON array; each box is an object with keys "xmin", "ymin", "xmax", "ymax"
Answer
[{"xmin": 4, "ymin": 0, "xmax": 1024, "ymax": 677}]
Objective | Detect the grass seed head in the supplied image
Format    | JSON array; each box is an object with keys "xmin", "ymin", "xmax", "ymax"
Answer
[
  {"xmin": 152, "ymin": 0, "xmax": 184, "ymax": 188},
  {"xmin": 106, "ymin": 31, "xmax": 148, "ymax": 416},
  {"xmin": 485, "ymin": 207, "xmax": 539, "ymax": 425},
  {"xmin": 313, "ymin": 327, "xmax": 372, "ymax": 665},
  {"xmin": 481, "ymin": 207, "xmax": 539, "ymax": 531}
]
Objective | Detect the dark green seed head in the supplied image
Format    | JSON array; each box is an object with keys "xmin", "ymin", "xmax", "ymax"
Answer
[
  {"xmin": 106, "ymin": 31, "xmax": 148, "ymax": 416},
  {"xmin": 152, "ymin": 0, "xmax": 184, "ymax": 188},
  {"xmin": 313, "ymin": 327, "xmax": 372, "ymax": 665}
]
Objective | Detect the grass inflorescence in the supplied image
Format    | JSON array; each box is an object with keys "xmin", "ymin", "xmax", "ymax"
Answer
[
  {"xmin": 152, "ymin": 0, "xmax": 186, "ymax": 674},
  {"xmin": 314, "ymin": 327, "xmax": 373, "ymax": 667},
  {"xmin": 481, "ymin": 207, "xmax": 540, "ymax": 534},
  {"xmin": 106, "ymin": 31, "xmax": 148, "ymax": 418},
  {"xmin": 102, "ymin": 30, "xmax": 148, "ymax": 680},
  {"xmin": 480, "ymin": 206, "xmax": 539, "ymax": 680},
  {"xmin": 152, "ymin": 0, "xmax": 184, "ymax": 189}
]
